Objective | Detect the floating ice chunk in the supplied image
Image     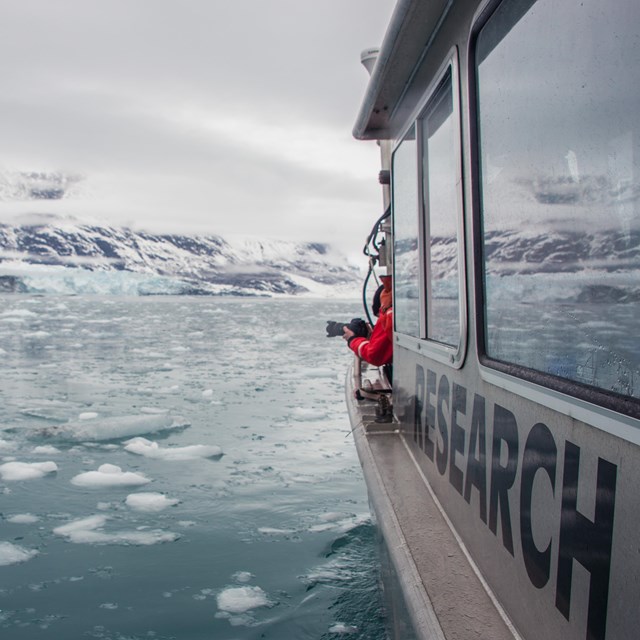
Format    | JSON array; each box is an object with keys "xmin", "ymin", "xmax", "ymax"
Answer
[
  {"xmin": 0, "ymin": 460, "xmax": 58, "ymax": 481},
  {"xmin": 202, "ymin": 389, "xmax": 214, "ymax": 398},
  {"xmin": 308, "ymin": 523, "xmax": 337, "ymax": 533},
  {"xmin": 53, "ymin": 514, "xmax": 178, "ymax": 545},
  {"xmin": 0, "ymin": 438, "xmax": 16, "ymax": 451},
  {"xmin": 299, "ymin": 367, "xmax": 339, "ymax": 379},
  {"xmin": 140, "ymin": 407, "xmax": 168, "ymax": 414},
  {"xmin": 35, "ymin": 413, "xmax": 187, "ymax": 442},
  {"xmin": 78, "ymin": 412, "xmax": 99, "ymax": 421},
  {"xmin": 6, "ymin": 513, "xmax": 39, "ymax": 524},
  {"xmin": 216, "ymin": 586, "xmax": 271, "ymax": 614},
  {"xmin": 257, "ymin": 527, "xmax": 296, "ymax": 536},
  {"xmin": 0, "ymin": 541, "xmax": 38, "ymax": 566},
  {"xmin": 0, "ymin": 308, "xmax": 37, "ymax": 318},
  {"xmin": 125, "ymin": 492, "xmax": 179, "ymax": 512},
  {"xmin": 23, "ymin": 331, "xmax": 50, "ymax": 339},
  {"xmin": 123, "ymin": 437, "xmax": 222, "ymax": 461},
  {"xmin": 71, "ymin": 464, "xmax": 150, "ymax": 488},
  {"xmin": 54, "ymin": 514, "xmax": 107, "ymax": 536},
  {"xmin": 319, "ymin": 512, "xmax": 349, "ymax": 522},
  {"xmin": 32, "ymin": 445, "xmax": 61, "ymax": 455},
  {"xmin": 328, "ymin": 623, "xmax": 359, "ymax": 634},
  {"xmin": 290, "ymin": 407, "xmax": 328, "ymax": 421},
  {"xmin": 232, "ymin": 571, "xmax": 253, "ymax": 583}
]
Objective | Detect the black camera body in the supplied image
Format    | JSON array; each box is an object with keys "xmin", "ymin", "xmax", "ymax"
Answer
[{"xmin": 325, "ymin": 318, "xmax": 368, "ymax": 338}]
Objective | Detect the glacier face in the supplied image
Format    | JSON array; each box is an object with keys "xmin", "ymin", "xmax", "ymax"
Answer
[{"xmin": 0, "ymin": 215, "xmax": 362, "ymax": 297}]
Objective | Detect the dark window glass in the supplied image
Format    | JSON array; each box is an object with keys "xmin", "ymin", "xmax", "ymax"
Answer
[
  {"xmin": 392, "ymin": 127, "xmax": 420, "ymax": 337},
  {"xmin": 477, "ymin": 0, "xmax": 640, "ymax": 399},
  {"xmin": 421, "ymin": 70, "xmax": 461, "ymax": 347}
]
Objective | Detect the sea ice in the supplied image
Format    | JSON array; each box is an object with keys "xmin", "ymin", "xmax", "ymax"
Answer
[
  {"xmin": 328, "ymin": 623, "xmax": 359, "ymax": 634},
  {"xmin": 232, "ymin": 571, "xmax": 253, "ymax": 583},
  {"xmin": 299, "ymin": 367, "xmax": 339, "ymax": 379},
  {"xmin": 216, "ymin": 586, "xmax": 271, "ymax": 613},
  {"xmin": 0, "ymin": 460, "xmax": 58, "ymax": 481},
  {"xmin": 34, "ymin": 413, "xmax": 186, "ymax": 442},
  {"xmin": 0, "ymin": 438, "xmax": 16, "ymax": 451},
  {"xmin": 0, "ymin": 308, "xmax": 37, "ymax": 318},
  {"xmin": 258, "ymin": 527, "xmax": 296, "ymax": 536},
  {"xmin": 32, "ymin": 445, "xmax": 61, "ymax": 455},
  {"xmin": 70, "ymin": 464, "xmax": 150, "ymax": 487},
  {"xmin": 125, "ymin": 492, "xmax": 180, "ymax": 512},
  {"xmin": 53, "ymin": 514, "xmax": 178, "ymax": 545},
  {"xmin": 6, "ymin": 514, "xmax": 39, "ymax": 524},
  {"xmin": 23, "ymin": 330, "xmax": 51, "ymax": 339},
  {"xmin": 290, "ymin": 407, "xmax": 328, "ymax": 421},
  {"xmin": 123, "ymin": 437, "xmax": 222, "ymax": 461},
  {"xmin": 0, "ymin": 541, "xmax": 38, "ymax": 566}
]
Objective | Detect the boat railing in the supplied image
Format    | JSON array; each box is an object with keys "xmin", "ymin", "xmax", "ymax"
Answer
[{"xmin": 352, "ymin": 354, "xmax": 393, "ymax": 422}]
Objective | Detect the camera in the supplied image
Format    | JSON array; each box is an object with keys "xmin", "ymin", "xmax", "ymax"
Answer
[{"xmin": 325, "ymin": 318, "xmax": 368, "ymax": 338}]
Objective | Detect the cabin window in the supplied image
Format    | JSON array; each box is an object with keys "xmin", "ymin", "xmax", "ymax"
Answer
[
  {"xmin": 392, "ymin": 126, "xmax": 420, "ymax": 338},
  {"xmin": 476, "ymin": 0, "xmax": 640, "ymax": 400},
  {"xmin": 419, "ymin": 69, "xmax": 461, "ymax": 347}
]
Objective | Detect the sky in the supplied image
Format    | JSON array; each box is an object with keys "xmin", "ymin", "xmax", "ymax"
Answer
[{"xmin": 0, "ymin": 0, "xmax": 396, "ymax": 261}]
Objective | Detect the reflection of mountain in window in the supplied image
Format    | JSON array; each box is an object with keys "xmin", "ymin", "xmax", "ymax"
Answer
[
  {"xmin": 392, "ymin": 126, "xmax": 420, "ymax": 338},
  {"xmin": 476, "ymin": 0, "xmax": 640, "ymax": 400},
  {"xmin": 421, "ymin": 69, "xmax": 461, "ymax": 347}
]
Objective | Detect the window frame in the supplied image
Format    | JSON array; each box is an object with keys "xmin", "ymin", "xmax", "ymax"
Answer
[
  {"xmin": 469, "ymin": 0, "xmax": 640, "ymax": 423},
  {"xmin": 391, "ymin": 51, "xmax": 468, "ymax": 369}
]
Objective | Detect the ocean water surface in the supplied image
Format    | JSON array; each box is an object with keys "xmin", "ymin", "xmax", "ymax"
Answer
[{"xmin": 0, "ymin": 295, "xmax": 387, "ymax": 639}]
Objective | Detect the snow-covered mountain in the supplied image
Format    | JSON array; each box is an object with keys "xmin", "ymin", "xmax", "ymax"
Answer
[{"xmin": 0, "ymin": 215, "xmax": 362, "ymax": 297}]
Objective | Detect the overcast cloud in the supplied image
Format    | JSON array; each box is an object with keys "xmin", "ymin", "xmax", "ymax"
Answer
[{"xmin": 0, "ymin": 0, "xmax": 394, "ymax": 259}]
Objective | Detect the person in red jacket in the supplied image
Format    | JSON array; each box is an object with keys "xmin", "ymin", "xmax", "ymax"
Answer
[{"xmin": 343, "ymin": 275, "xmax": 393, "ymax": 368}]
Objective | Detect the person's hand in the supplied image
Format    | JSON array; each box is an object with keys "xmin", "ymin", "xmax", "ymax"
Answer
[{"xmin": 342, "ymin": 326, "xmax": 355, "ymax": 341}]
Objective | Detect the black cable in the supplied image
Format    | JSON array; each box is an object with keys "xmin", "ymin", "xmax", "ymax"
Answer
[
  {"xmin": 360, "ymin": 206, "xmax": 391, "ymax": 326},
  {"xmin": 363, "ymin": 206, "xmax": 390, "ymax": 258},
  {"xmin": 362, "ymin": 261, "xmax": 375, "ymax": 326}
]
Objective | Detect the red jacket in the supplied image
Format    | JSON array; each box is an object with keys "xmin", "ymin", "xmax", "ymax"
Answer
[{"xmin": 348, "ymin": 308, "xmax": 393, "ymax": 366}]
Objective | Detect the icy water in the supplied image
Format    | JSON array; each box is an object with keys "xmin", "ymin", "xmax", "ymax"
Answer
[{"xmin": 0, "ymin": 295, "xmax": 387, "ymax": 640}]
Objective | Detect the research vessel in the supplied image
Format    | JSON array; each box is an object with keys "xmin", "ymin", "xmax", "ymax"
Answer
[{"xmin": 346, "ymin": 1, "xmax": 640, "ymax": 639}]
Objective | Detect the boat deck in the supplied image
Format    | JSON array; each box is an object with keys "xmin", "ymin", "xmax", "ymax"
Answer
[{"xmin": 347, "ymin": 362, "xmax": 519, "ymax": 640}]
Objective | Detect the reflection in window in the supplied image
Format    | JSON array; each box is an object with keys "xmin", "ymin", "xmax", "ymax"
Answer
[
  {"xmin": 393, "ymin": 127, "xmax": 420, "ymax": 337},
  {"xmin": 477, "ymin": 0, "xmax": 640, "ymax": 399},
  {"xmin": 421, "ymin": 70, "xmax": 461, "ymax": 347}
]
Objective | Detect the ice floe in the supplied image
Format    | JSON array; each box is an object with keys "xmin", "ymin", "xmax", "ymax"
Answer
[
  {"xmin": 78, "ymin": 412, "xmax": 99, "ymax": 421},
  {"xmin": 0, "ymin": 308, "xmax": 37, "ymax": 319},
  {"xmin": 32, "ymin": 445, "xmax": 61, "ymax": 455},
  {"xmin": 328, "ymin": 623, "xmax": 359, "ymax": 634},
  {"xmin": 0, "ymin": 541, "xmax": 38, "ymax": 565},
  {"xmin": 232, "ymin": 571, "xmax": 253, "ymax": 583},
  {"xmin": 33, "ymin": 413, "xmax": 188, "ymax": 442},
  {"xmin": 123, "ymin": 437, "xmax": 222, "ymax": 461},
  {"xmin": 0, "ymin": 438, "xmax": 16, "ymax": 452},
  {"xmin": 0, "ymin": 460, "xmax": 58, "ymax": 481},
  {"xmin": 125, "ymin": 492, "xmax": 179, "ymax": 512},
  {"xmin": 290, "ymin": 407, "xmax": 329, "ymax": 421},
  {"xmin": 70, "ymin": 464, "xmax": 150, "ymax": 488},
  {"xmin": 6, "ymin": 513, "xmax": 39, "ymax": 524},
  {"xmin": 216, "ymin": 586, "xmax": 271, "ymax": 614},
  {"xmin": 53, "ymin": 514, "xmax": 178, "ymax": 545}
]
